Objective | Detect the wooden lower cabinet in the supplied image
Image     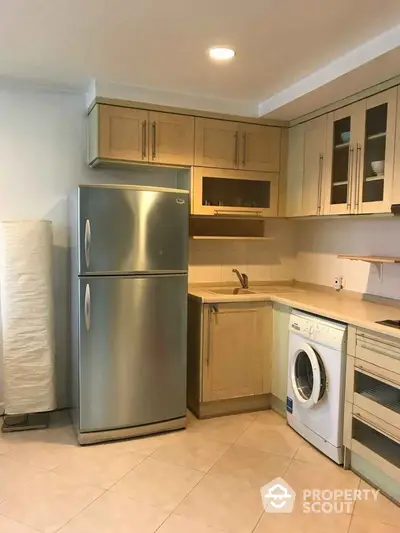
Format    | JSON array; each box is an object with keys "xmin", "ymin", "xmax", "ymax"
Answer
[
  {"xmin": 271, "ymin": 302, "xmax": 291, "ymax": 414},
  {"xmin": 187, "ymin": 297, "xmax": 271, "ymax": 417}
]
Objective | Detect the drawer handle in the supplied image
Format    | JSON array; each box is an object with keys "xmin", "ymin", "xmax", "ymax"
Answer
[
  {"xmin": 214, "ymin": 209, "xmax": 262, "ymax": 216},
  {"xmin": 357, "ymin": 363, "xmax": 400, "ymax": 387},
  {"xmin": 353, "ymin": 412, "xmax": 400, "ymax": 444},
  {"xmin": 358, "ymin": 334, "xmax": 400, "ymax": 351},
  {"xmin": 358, "ymin": 342, "xmax": 400, "ymax": 359}
]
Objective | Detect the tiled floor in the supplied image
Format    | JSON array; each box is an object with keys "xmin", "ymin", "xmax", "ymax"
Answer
[{"xmin": 0, "ymin": 410, "xmax": 398, "ymax": 533}]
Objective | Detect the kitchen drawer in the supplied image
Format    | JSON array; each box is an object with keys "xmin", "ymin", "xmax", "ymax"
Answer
[
  {"xmin": 351, "ymin": 410, "xmax": 400, "ymax": 483},
  {"xmin": 355, "ymin": 330, "xmax": 400, "ymax": 375},
  {"xmin": 353, "ymin": 363, "xmax": 400, "ymax": 430},
  {"xmin": 352, "ymin": 405, "xmax": 400, "ymax": 443}
]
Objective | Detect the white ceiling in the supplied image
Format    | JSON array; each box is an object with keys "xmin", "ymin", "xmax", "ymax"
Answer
[{"xmin": 2, "ymin": 0, "xmax": 400, "ymax": 119}]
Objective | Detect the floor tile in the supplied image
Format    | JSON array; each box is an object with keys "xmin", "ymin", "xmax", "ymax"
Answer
[
  {"xmin": 52, "ymin": 444, "xmax": 146, "ymax": 489},
  {"xmin": 0, "ymin": 515, "xmax": 40, "ymax": 533},
  {"xmin": 100, "ymin": 433, "xmax": 167, "ymax": 456},
  {"xmin": 352, "ymin": 480, "xmax": 400, "ymax": 527},
  {"xmin": 255, "ymin": 411, "xmax": 287, "ymax": 427},
  {"xmin": 186, "ymin": 413, "xmax": 256, "ymax": 443},
  {"xmin": 283, "ymin": 458, "xmax": 360, "ymax": 514},
  {"xmin": 5, "ymin": 429, "xmax": 77, "ymax": 471},
  {"xmin": 151, "ymin": 432, "xmax": 229, "ymax": 472},
  {"xmin": 175, "ymin": 472, "xmax": 264, "ymax": 533},
  {"xmin": 348, "ymin": 516, "xmax": 400, "ymax": 533},
  {"xmin": 0, "ymin": 455, "xmax": 44, "ymax": 504},
  {"xmin": 235, "ymin": 420, "xmax": 304, "ymax": 458},
  {"xmin": 254, "ymin": 510, "xmax": 352, "ymax": 533},
  {"xmin": 111, "ymin": 457, "xmax": 204, "ymax": 511},
  {"xmin": 58, "ymin": 491, "xmax": 168, "ymax": 533},
  {"xmin": 209, "ymin": 445, "xmax": 290, "ymax": 488},
  {"xmin": 0, "ymin": 471, "xmax": 103, "ymax": 533},
  {"xmin": 157, "ymin": 514, "xmax": 228, "ymax": 533},
  {"xmin": 294, "ymin": 440, "xmax": 335, "ymax": 467}
]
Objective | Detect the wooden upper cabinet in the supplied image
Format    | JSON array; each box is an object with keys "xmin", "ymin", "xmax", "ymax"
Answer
[
  {"xmin": 240, "ymin": 124, "xmax": 281, "ymax": 172},
  {"xmin": 357, "ymin": 88, "xmax": 397, "ymax": 214},
  {"xmin": 149, "ymin": 111, "xmax": 194, "ymax": 166},
  {"xmin": 286, "ymin": 123, "xmax": 305, "ymax": 217},
  {"xmin": 97, "ymin": 105, "xmax": 148, "ymax": 163},
  {"xmin": 202, "ymin": 302, "xmax": 267, "ymax": 402},
  {"xmin": 302, "ymin": 115, "xmax": 327, "ymax": 216},
  {"xmin": 195, "ymin": 118, "xmax": 239, "ymax": 169}
]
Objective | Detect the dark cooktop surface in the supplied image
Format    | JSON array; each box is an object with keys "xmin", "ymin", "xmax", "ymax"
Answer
[{"xmin": 376, "ymin": 319, "xmax": 400, "ymax": 329}]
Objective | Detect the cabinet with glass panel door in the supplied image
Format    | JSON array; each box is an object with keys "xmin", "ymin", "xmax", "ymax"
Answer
[
  {"xmin": 356, "ymin": 88, "xmax": 397, "ymax": 214},
  {"xmin": 324, "ymin": 88, "xmax": 397, "ymax": 215},
  {"xmin": 323, "ymin": 101, "xmax": 365, "ymax": 215},
  {"xmin": 191, "ymin": 167, "xmax": 279, "ymax": 217}
]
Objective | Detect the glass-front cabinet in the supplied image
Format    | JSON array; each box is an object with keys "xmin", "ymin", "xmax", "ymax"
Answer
[
  {"xmin": 357, "ymin": 89, "xmax": 397, "ymax": 214},
  {"xmin": 192, "ymin": 167, "xmax": 279, "ymax": 217},
  {"xmin": 324, "ymin": 101, "xmax": 365, "ymax": 215},
  {"xmin": 324, "ymin": 88, "xmax": 397, "ymax": 215}
]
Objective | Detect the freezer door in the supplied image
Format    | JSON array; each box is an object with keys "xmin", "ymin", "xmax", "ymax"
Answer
[
  {"xmin": 78, "ymin": 274, "xmax": 187, "ymax": 432},
  {"xmin": 78, "ymin": 185, "xmax": 188, "ymax": 274}
]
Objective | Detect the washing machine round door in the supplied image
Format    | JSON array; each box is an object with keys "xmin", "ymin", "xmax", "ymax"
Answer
[{"xmin": 290, "ymin": 342, "xmax": 326, "ymax": 408}]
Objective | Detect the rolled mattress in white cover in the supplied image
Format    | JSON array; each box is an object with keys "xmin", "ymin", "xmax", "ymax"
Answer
[{"xmin": 0, "ymin": 221, "xmax": 56, "ymax": 415}]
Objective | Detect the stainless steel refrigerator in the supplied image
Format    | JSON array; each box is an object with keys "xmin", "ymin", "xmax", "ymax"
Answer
[{"xmin": 69, "ymin": 184, "xmax": 189, "ymax": 444}]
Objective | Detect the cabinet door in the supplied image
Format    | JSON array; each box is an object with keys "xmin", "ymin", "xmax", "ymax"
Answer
[
  {"xmin": 357, "ymin": 88, "xmax": 397, "ymax": 214},
  {"xmin": 149, "ymin": 111, "xmax": 194, "ymax": 166},
  {"xmin": 302, "ymin": 115, "xmax": 327, "ymax": 216},
  {"xmin": 192, "ymin": 167, "xmax": 278, "ymax": 217},
  {"xmin": 271, "ymin": 303, "xmax": 291, "ymax": 405},
  {"xmin": 286, "ymin": 123, "xmax": 305, "ymax": 217},
  {"xmin": 202, "ymin": 302, "xmax": 267, "ymax": 402},
  {"xmin": 194, "ymin": 118, "xmax": 239, "ymax": 169},
  {"xmin": 98, "ymin": 105, "xmax": 148, "ymax": 162},
  {"xmin": 239, "ymin": 124, "xmax": 281, "ymax": 172},
  {"xmin": 323, "ymin": 101, "xmax": 365, "ymax": 215}
]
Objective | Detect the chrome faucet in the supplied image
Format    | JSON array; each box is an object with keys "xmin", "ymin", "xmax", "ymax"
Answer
[{"xmin": 232, "ymin": 269, "xmax": 249, "ymax": 289}]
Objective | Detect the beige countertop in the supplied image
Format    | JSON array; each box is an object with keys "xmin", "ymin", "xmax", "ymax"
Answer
[{"xmin": 188, "ymin": 283, "xmax": 400, "ymax": 340}]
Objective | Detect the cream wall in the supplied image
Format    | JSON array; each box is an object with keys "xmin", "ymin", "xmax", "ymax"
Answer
[
  {"xmin": 0, "ymin": 84, "xmax": 187, "ymax": 411},
  {"xmin": 294, "ymin": 217, "xmax": 400, "ymax": 299},
  {"xmin": 189, "ymin": 219, "xmax": 295, "ymax": 284}
]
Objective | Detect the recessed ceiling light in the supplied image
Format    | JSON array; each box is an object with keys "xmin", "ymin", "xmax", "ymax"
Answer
[{"xmin": 208, "ymin": 47, "xmax": 235, "ymax": 61}]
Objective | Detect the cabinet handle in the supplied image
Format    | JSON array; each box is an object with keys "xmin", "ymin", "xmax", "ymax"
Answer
[
  {"xmin": 347, "ymin": 145, "xmax": 354, "ymax": 210},
  {"xmin": 242, "ymin": 133, "xmax": 247, "ymax": 166},
  {"xmin": 317, "ymin": 153, "xmax": 324, "ymax": 214},
  {"xmin": 142, "ymin": 120, "xmax": 147, "ymax": 159},
  {"xmin": 355, "ymin": 143, "xmax": 362, "ymax": 210},
  {"xmin": 151, "ymin": 121, "xmax": 156, "ymax": 160},
  {"xmin": 214, "ymin": 209, "xmax": 262, "ymax": 216},
  {"xmin": 207, "ymin": 305, "xmax": 218, "ymax": 366},
  {"xmin": 353, "ymin": 412, "xmax": 400, "ymax": 444},
  {"xmin": 234, "ymin": 131, "xmax": 239, "ymax": 167},
  {"xmin": 356, "ymin": 362, "xmax": 400, "ymax": 387}
]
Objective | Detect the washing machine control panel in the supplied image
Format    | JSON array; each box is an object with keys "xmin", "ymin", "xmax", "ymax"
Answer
[{"xmin": 289, "ymin": 311, "xmax": 346, "ymax": 350}]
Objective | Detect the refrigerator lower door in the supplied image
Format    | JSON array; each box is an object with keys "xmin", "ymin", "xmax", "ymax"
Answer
[{"xmin": 78, "ymin": 274, "xmax": 187, "ymax": 433}]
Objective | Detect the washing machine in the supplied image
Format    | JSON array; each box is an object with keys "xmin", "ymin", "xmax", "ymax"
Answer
[{"xmin": 287, "ymin": 310, "xmax": 347, "ymax": 464}]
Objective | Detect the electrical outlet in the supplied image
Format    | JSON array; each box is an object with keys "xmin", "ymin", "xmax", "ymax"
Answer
[{"xmin": 334, "ymin": 276, "xmax": 343, "ymax": 291}]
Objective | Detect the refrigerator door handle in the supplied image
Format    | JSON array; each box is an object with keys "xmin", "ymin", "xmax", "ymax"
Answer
[
  {"xmin": 84, "ymin": 283, "xmax": 91, "ymax": 331},
  {"xmin": 84, "ymin": 219, "xmax": 91, "ymax": 268}
]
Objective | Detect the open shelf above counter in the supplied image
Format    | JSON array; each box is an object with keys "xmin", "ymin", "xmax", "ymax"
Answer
[
  {"xmin": 338, "ymin": 255, "xmax": 400, "ymax": 263},
  {"xmin": 191, "ymin": 235, "xmax": 273, "ymax": 241},
  {"xmin": 189, "ymin": 217, "xmax": 271, "ymax": 241}
]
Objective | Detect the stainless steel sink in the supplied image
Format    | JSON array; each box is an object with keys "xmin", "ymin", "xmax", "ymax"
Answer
[{"xmin": 210, "ymin": 288, "xmax": 256, "ymax": 295}]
